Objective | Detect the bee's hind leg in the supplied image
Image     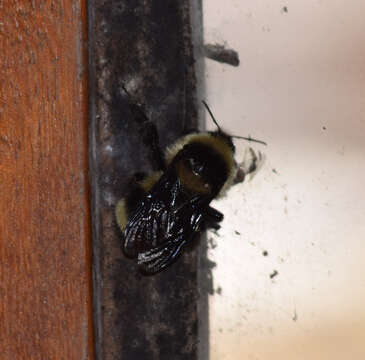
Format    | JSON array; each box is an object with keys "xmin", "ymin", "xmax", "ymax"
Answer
[
  {"xmin": 140, "ymin": 120, "xmax": 166, "ymax": 171},
  {"xmin": 206, "ymin": 206, "xmax": 223, "ymax": 222},
  {"xmin": 202, "ymin": 206, "xmax": 224, "ymax": 230},
  {"xmin": 122, "ymin": 87, "xmax": 166, "ymax": 171}
]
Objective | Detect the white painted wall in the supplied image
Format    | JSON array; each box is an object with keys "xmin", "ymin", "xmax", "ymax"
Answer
[{"xmin": 203, "ymin": 1, "xmax": 365, "ymax": 359}]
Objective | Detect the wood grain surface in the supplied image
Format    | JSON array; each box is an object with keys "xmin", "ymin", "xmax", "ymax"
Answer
[{"xmin": 0, "ymin": 1, "xmax": 93, "ymax": 359}]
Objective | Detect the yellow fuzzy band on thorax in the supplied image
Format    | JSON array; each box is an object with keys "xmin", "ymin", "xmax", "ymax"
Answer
[
  {"xmin": 115, "ymin": 198, "xmax": 127, "ymax": 230},
  {"xmin": 138, "ymin": 171, "xmax": 163, "ymax": 192},
  {"xmin": 166, "ymin": 133, "xmax": 232, "ymax": 168}
]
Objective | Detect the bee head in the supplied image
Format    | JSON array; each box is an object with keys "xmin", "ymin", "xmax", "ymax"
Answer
[{"xmin": 173, "ymin": 139, "xmax": 232, "ymax": 196}]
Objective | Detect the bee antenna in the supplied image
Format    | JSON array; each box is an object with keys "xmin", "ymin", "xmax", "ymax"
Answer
[
  {"xmin": 202, "ymin": 100, "xmax": 222, "ymax": 131},
  {"xmin": 232, "ymin": 135, "xmax": 267, "ymax": 146},
  {"xmin": 202, "ymin": 100, "xmax": 267, "ymax": 146}
]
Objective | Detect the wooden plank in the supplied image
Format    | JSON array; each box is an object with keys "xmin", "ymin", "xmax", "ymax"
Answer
[
  {"xmin": 0, "ymin": 1, "xmax": 93, "ymax": 359},
  {"xmin": 88, "ymin": 1, "xmax": 203, "ymax": 359}
]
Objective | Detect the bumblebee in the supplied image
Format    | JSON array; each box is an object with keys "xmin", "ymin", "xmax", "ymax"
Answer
[{"xmin": 115, "ymin": 100, "xmax": 265, "ymax": 274}]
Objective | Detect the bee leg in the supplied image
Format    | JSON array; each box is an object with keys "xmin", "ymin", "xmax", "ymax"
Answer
[
  {"xmin": 200, "ymin": 206, "xmax": 224, "ymax": 231},
  {"xmin": 205, "ymin": 221, "xmax": 221, "ymax": 231},
  {"xmin": 131, "ymin": 106, "xmax": 165, "ymax": 171},
  {"xmin": 140, "ymin": 120, "xmax": 166, "ymax": 171},
  {"xmin": 206, "ymin": 206, "xmax": 224, "ymax": 223},
  {"xmin": 122, "ymin": 87, "xmax": 166, "ymax": 171}
]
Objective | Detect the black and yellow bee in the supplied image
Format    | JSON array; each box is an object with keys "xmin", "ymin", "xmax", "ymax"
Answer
[{"xmin": 115, "ymin": 99, "xmax": 265, "ymax": 274}]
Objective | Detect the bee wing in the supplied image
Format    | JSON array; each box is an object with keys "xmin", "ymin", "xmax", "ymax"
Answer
[
  {"xmin": 123, "ymin": 197, "xmax": 170, "ymax": 258},
  {"xmin": 124, "ymin": 180, "xmax": 208, "ymax": 273},
  {"xmin": 137, "ymin": 234, "xmax": 187, "ymax": 274}
]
